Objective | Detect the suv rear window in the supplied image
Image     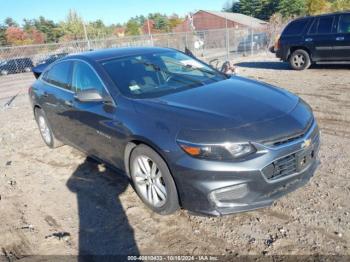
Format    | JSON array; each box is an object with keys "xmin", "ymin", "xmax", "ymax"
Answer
[
  {"xmin": 338, "ymin": 14, "xmax": 350, "ymax": 33},
  {"xmin": 309, "ymin": 16, "xmax": 335, "ymax": 34},
  {"xmin": 283, "ymin": 19, "xmax": 308, "ymax": 35}
]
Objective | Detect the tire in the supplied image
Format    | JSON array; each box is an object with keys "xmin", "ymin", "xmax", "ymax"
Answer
[
  {"xmin": 34, "ymin": 108, "xmax": 63, "ymax": 148},
  {"xmin": 129, "ymin": 144, "xmax": 180, "ymax": 215},
  {"xmin": 289, "ymin": 49, "xmax": 311, "ymax": 70}
]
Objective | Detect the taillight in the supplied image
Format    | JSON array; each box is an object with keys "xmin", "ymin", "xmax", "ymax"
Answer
[
  {"xmin": 28, "ymin": 86, "xmax": 32, "ymax": 94},
  {"xmin": 274, "ymin": 36, "xmax": 281, "ymax": 51}
]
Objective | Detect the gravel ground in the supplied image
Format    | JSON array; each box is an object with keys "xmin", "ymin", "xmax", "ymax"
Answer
[{"xmin": 0, "ymin": 54, "xmax": 349, "ymax": 259}]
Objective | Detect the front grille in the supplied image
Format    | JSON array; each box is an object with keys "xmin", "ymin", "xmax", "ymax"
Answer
[{"xmin": 263, "ymin": 154, "xmax": 297, "ymax": 180}]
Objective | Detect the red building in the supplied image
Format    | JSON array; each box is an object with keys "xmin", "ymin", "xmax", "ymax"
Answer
[{"xmin": 173, "ymin": 10, "xmax": 268, "ymax": 32}]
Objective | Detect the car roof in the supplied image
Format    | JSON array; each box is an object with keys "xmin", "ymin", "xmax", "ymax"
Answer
[
  {"xmin": 64, "ymin": 47, "xmax": 174, "ymax": 63},
  {"xmin": 293, "ymin": 11, "xmax": 350, "ymax": 21}
]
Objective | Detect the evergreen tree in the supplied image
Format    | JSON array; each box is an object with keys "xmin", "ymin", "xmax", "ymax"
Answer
[
  {"xmin": 0, "ymin": 24, "xmax": 7, "ymax": 46},
  {"xmin": 260, "ymin": 0, "xmax": 280, "ymax": 20},
  {"xmin": 125, "ymin": 20, "xmax": 140, "ymax": 35},
  {"xmin": 34, "ymin": 17, "xmax": 63, "ymax": 43},
  {"xmin": 4, "ymin": 17, "xmax": 18, "ymax": 27},
  {"xmin": 223, "ymin": 0, "xmax": 240, "ymax": 12},
  {"xmin": 277, "ymin": 0, "xmax": 306, "ymax": 17},
  {"xmin": 239, "ymin": 0, "xmax": 263, "ymax": 18}
]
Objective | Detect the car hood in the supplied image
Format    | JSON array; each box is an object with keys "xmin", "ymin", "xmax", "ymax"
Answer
[{"xmin": 134, "ymin": 76, "xmax": 313, "ymax": 143}]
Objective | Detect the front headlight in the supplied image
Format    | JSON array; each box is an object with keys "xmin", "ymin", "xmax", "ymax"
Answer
[{"xmin": 177, "ymin": 140, "xmax": 256, "ymax": 161}]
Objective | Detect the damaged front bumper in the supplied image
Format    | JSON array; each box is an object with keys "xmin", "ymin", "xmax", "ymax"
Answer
[{"xmin": 172, "ymin": 121, "xmax": 320, "ymax": 216}]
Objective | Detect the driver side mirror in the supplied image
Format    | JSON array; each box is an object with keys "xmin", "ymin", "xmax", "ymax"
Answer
[{"xmin": 74, "ymin": 89, "xmax": 108, "ymax": 103}]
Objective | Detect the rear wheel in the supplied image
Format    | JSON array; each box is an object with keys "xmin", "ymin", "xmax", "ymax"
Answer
[
  {"xmin": 130, "ymin": 144, "xmax": 179, "ymax": 215},
  {"xmin": 34, "ymin": 108, "xmax": 63, "ymax": 148},
  {"xmin": 289, "ymin": 49, "xmax": 311, "ymax": 70}
]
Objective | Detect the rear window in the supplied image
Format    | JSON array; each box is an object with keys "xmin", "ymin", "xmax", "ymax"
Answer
[
  {"xmin": 283, "ymin": 19, "xmax": 308, "ymax": 35},
  {"xmin": 338, "ymin": 14, "xmax": 350, "ymax": 33},
  {"xmin": 309, "ymin": 16, "xmax": 335, "ymax": 34}
]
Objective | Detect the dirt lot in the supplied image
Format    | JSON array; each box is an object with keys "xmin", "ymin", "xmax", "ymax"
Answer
[{"xmin": 0, "ymin": 54, "xmax": 349, "ymax": 259}]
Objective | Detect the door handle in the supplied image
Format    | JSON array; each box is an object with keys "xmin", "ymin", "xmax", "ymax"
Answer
[
  {"xmin": 336, "ymin": 37, "xmax": 345, "ymax": 41},
  {"xmin": 305, "ymin": 38, "xmax": 313, "ymax": 42}
]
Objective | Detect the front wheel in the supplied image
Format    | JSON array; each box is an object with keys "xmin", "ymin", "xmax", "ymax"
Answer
[
  {"xmin": 289, "ymin": 49, "xmax": 311, "ymax": 70},
  {"xmin": 130, "ymin": 144, "xmax": 180, "ymax": 215}
]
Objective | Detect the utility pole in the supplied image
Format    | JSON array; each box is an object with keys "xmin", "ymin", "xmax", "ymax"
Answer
[
  {"xmin": 147, "ymin": 19, "xmax": 154, "ymax": 46},
  {"xmin": 83, "ymin": 22, "xmax": 91, "ymax": 50}
]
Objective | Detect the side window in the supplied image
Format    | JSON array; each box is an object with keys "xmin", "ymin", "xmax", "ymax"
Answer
[
  {"xmin": 283, "ymin": 19, "xmax": 308, "ymax": 35},
  {"xmin": 43, "ymin": 61, "xmax": 72, "ymax": 90},
  {"xmin": 308, "ymin": 19, "xmax": 318, "ymax": 34},
  {"xmin": 308, "ymin": 16, "xmax": 335, "ymax": 35},
  {"xmin": 338, "ymin": 14, "xmax": 350, "ymax": 33},
  {"xmin": 318, "ymin": 16, "xmax": 334, "ymax": 34},
  {"xmin": 72, "ymin": 61, "xmax": 105, "ymax": 95}
]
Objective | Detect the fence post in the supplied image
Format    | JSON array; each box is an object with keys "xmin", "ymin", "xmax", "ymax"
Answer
[
  {"xmin": 225, "ymin": 17, "xmax": 229, "ymax": 61},
  {"xmin": 150, "ymin": 34, "xmax": 154, "ymax": 46},
  {"xmin": 251, "ymin": 28, "xmax": 254, "ymax": 56}
]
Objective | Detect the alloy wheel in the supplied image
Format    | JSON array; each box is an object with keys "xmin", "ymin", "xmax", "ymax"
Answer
[
  {"xmin": 132, "ymin": 155, "xmax": 167, "ymax": 207},
  {"xmin": 292, "ymin": 54, "xmax": 305, "ymax": 68},
  {"xmin": 38, "ymin": 115, "xmax": 52, "ymax": 145}
]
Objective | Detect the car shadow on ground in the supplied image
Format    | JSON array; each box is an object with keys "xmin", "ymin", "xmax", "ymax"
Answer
[
  {"xmin": 236, "ymin": 61, "xmax": 350, "ymax": 71},
  {"xmin": 235, "ymin": 61, "xmax": 291, "ymax": 70},
  {"xmin": 66, "ymin": 157, "xmax": 139, "ymax": 259}
]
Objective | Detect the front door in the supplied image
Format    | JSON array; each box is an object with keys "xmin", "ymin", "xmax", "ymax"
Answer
[{"xmin": 69, "ymin": 60, "xmax": 124, "ymax": 168}]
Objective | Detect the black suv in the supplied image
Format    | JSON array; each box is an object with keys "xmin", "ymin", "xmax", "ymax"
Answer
[{"xmin": 275, "ymin": 12, "xmax": 350, "ymax": 70}]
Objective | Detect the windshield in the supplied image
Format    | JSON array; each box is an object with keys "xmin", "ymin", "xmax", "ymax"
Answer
[{"xmin": 101, "ymin": 50, "xmax": 227, "ymax": 98}]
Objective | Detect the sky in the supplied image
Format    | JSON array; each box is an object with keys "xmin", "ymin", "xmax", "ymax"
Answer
[{"xmin": 0, "ymin": 0, "xmax": 225, "ymax": 25}]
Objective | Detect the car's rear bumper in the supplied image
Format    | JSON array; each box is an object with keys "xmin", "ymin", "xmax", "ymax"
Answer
[
  {"xmin": 171, "ymin": 122, "xmax": 320, "ymax": 216},
  {"xmin": 275, "ymin": 48, "xmax": 289, "ymax": 61}
]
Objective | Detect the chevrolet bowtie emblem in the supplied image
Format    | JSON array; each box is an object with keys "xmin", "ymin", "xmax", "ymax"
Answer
[{"xmin": 301, "ymin": 139, "xmax": 312, "ymax": 149}]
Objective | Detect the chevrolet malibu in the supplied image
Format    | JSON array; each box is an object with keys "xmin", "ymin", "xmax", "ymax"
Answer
[{"xmin": 29, "ymin": 47, "xmax": 320, "ymax": 216}]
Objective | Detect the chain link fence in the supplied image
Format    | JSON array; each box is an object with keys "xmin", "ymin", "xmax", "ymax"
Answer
[{"xmin": 0, "ymin": 27, "xmax": 270, "ymax": 100}]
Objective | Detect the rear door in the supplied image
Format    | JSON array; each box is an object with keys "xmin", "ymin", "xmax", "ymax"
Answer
[
  {"xmin": 40, "ymin": 60, "xmax": 76, "ymax": 143},
  {"xmin": 333, "ymin": 13, "xmax": 350, "ymax": 60},
  {"xmin": 305, "ymin": 15, "xmax": 337, "ymax": 61}
]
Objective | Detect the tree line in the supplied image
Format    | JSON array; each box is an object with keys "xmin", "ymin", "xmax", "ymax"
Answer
[
  {"xmin": 1, "ymin": 1, "xmax": 349, "ymax": 47},
  {"xmin": 0, "ymin": 10, "xmax": 184, "ymax": 47},
  {"xmin": 223, "ymin": 0, "xmax": 350, "ymax": 21}
]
